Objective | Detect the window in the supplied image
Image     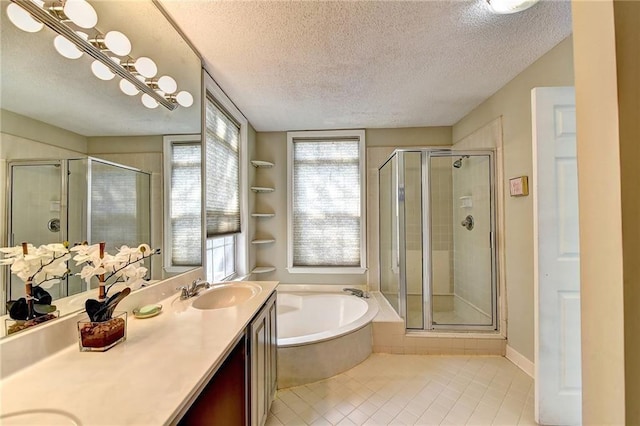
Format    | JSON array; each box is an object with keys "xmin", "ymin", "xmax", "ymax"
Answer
[
  {"xmin": 163, "ymin": 135, "xmax": 201, "ymax": 271},
  {"xmin": 206, "ymin": 236, "xmax": 236, "ymax": 282},
  {"xmin": 287, "ymin": 130, "xmax": 366, "ymax": 273},
  {"xmin": 205, "ymin": 94, "xmax": 241, "ymax": 237},
  {"xmin": 204, "ymin": 74, "xmax": 249, "ymax": 280}
]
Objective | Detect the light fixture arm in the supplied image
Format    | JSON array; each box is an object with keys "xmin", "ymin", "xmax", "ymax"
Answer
[{"xmin": 11, "ymin": 0, "xmax": 177, "ymax": 110}]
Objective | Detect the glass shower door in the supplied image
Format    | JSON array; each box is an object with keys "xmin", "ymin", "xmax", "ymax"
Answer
[
  {"xmin": 428, "ymin": 152, "xmax": 497, "ymax": 330},
  {"xmin": 379, "ymin": 155, "xmax": 400, "ymax": 312},
  {"xmin": 402, "ymin": 152, "xmax": 424, "ymax": 329},
  {"xmin": 8, "ymin": 161, "xmax": 66, "ymax": 300}
]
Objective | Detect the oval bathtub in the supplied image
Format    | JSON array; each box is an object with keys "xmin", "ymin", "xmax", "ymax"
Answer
[{"xmin": 276, "ymin": 290, "xmax": 378, "ymax": 388}]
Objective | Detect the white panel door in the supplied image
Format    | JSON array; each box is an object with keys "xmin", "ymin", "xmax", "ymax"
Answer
[{"xmin": 532, "ymin": 86, "xmax": 581, "ymax": 425}]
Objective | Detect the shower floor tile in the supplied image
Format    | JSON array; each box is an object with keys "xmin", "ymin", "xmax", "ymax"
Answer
[{"xmin": 267, "ymin": 354, "xmax": 536, "ymax": 426}]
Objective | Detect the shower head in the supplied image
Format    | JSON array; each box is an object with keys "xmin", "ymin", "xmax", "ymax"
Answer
[{"xmin": 452, "ymin": 155, "xmax": 469, "ymax": 169}]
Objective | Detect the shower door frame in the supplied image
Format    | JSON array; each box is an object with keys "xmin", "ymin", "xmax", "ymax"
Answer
[
  {"xmin": 6, "ymin": 159, "xmax": 70, "ymax": 301},
  {"xmin": 425, "ymin": 149, "xmax": 498, "ymax": 332}
]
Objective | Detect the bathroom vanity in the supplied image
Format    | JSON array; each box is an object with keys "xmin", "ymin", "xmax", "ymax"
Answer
[
  {"xmin": 0, "ymin": 277, "xmax": 279, "ymax": 426},
  {"xmin": 178, "ymin": 290, "xmax": 278, "ymax": 425}
]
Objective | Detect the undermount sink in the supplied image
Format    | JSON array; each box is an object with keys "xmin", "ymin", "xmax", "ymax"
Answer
[
  {"xmin": 191, "ymin": 283, "xmax": 261, "ymax": 310},
  {"xmin": 0, "ymin": 409, "xmax": 80, "ymax": 425}
]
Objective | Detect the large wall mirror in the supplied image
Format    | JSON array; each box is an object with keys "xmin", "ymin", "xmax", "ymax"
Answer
[{"xmin": 0, "ymin": 0, "xmax": 203, "ymax": 335}]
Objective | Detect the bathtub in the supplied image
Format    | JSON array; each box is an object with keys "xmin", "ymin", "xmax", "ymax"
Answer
[{"xmin": 276, "ymin": 288, "xmax": 378, "ymax": 388}]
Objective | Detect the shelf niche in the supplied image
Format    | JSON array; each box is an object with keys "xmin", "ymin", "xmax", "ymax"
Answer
[
  {"xmin": 251, "ymin": 187, "xmax": 275, "ymax": 193},
  {"xmin": 251, "ymin": 160, "xmax": 274, "ymax": 168},
  {"xmin": 251, "ymin": 239, "xmax": 275, "ymax": 245},
  {"xmin": 252, "ymin": 266, "xmax": 276, "ymax": 274}
]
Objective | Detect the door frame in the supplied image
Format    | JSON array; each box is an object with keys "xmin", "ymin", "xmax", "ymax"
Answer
[{"xmin": 426, "ymin": 149, "xmax": 499, "ymax": 332}]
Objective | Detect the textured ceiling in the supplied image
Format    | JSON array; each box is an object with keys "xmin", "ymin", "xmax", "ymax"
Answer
[{"xmin": 159, "ymin": 0, "xmax": 572, "ymax": 132}]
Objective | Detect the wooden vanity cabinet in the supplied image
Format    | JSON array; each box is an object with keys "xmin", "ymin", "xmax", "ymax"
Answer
[
  {"xmin": 177, "ymin": 336, "xmax": 247, "ymax": 426},
  {"xmin": 177, "ymin": 291, "xmax": 277, "ymax": 426},
  {"xmin": 249, "ymin": 291, "xmax": 277, "ymax": 426}
]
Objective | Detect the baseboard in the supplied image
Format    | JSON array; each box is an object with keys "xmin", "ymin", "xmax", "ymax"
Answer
[{"xmin": 506, "ymin": 344, "xmax": 534, "ymax": 378}]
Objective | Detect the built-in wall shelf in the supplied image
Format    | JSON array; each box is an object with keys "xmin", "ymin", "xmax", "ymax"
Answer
[
  {"xmin": 251, "ymin": 213, "xmax": 275, "ymax": 218},
  {"xmin": 252, "ymin": 266, "xmax": 276, "ymax": 274},
  {"xmin": 251, "ymin": 239, "xmax": 275, "ymax": 245},
  {"xmin": 251, "ymin": 187, "xmax": 275, "ymax": 193},
  {"xmin": 251, "ymin": 160, "xmax": 274, "ymax": 168}
]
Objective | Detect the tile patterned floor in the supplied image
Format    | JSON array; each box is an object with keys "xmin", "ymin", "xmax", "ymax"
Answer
[{"xmin": 267, "ymin": 354, "xmax": 536, "ymax": 426}]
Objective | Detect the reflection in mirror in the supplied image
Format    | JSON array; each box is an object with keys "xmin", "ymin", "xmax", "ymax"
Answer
[
  {"xmin": 7, "ymin": 158, "xmax": 151, "ymax": 301},
  {"xmin": 0, "ymin": 0, "xmax": 203, "ymax": 335}
]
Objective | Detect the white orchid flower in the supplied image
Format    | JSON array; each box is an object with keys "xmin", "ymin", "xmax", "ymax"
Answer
[
  {"xmin": 70, "ymin": 243, "xmax": 101, "ymax": 265},
  {"xmin": 0, "ymin": 244, "xmax": 36, "ymax": 257},
  {"xmin": 1, "ymin": 242, "xmax": 70, "ymax": 286},
  {"xmin": 79, "ymin": 264, "xmax": 107, "ymax": 284}
]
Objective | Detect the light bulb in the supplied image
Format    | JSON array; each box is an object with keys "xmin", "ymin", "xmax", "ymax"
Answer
[
  {"xmin": 7, "ymin": 3, "xmax": 44, "ymax": 33},
  {"xmin": 141, "ymin": 94, "xmax": 159, "ymax": 109},
  {"xmin": 104, "ymin": 31, "xmax": 131, "ymax": 56},
  {"xmin": 157, "ymin": 76, "xmax": 177, "ymax": 94},
  {"xmin": 91, "ymin": 60, "xmax": 115, "ymax": 81},
  {"xmin": 176, "ymin": 91, "xmax": 194, "ymax": 108},
  {"xmin": 486, "ymin": 0, "xmax": 539, "ymax": 14},
  {"xmin": 53, "ymin": 31, "xmax": 87, "ymax": 59},
  {"xmin": 134, "ymin": 57, "xmax": 157, "ymax": 78},
  {"xmin": 63, "ymin": 0, "xmax": 97, "ymax": 29},
  {"xmin": 119, "ymin": 79, "xmax": 139, "ymax": 96}
]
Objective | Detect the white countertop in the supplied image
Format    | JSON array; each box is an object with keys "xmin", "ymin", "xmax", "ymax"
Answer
[{"xmin": 0, "ymin": 281, "xmax": 279, "ymax": 425}]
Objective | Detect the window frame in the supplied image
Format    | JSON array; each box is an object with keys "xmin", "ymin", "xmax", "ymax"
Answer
[
  {"xmin": 163, "ymin": 134, "xmax": 202, "ymax": 273},
  {"xmin": 286, "ymin": 129, "xmax": 367, "ymax": 274},
  {"xmin": 203, "ymin": 71, "xmax": 249, "ymax": 280}
]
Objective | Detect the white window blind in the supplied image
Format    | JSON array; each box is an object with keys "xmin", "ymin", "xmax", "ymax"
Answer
[
  {"xmin": 205, "ymin": 94, "xmax": 241, "ymax": 237},
  {"xmin": 291, "ymin": 137, "xmax": 363, "ymax": 267},
  {"xmin": 90, "ymin": 160, "xmax": 150, "ymax": 250},
  {"xmin": 170, "ymin": 142, "xmax": 201, "ymax": 266}
]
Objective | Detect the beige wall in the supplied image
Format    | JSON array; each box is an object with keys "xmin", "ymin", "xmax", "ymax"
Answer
[
  {"xmin": 366, "ymin": 127, "xmax": 451, "ymax": 147},
  {"xmin": 614, "ymin": 2, "xmax": 640, "ymax": 422},
  {"xmin": 253, "ymin": 128, "xmax": 451, "ymax": 286},
  {"xmin": 452, "ymin": 36, "xmax": 575, "ymax": 362},
  {"xmin": 573, "ymin": 0, "xmax": 640, "ymax": 423},
  {"xmin": 1, "ymin": 109, "xmax": 88, "ymax": 154}
]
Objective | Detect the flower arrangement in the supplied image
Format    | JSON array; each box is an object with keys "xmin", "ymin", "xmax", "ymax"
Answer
[
  {"xmin": 71, "ymin": 242, "xmax": 159, "ymax": 351},
  {"xmin": 0, "ymin": 242, "xmax": 70, "ymax": 327},
  {"xmin": 70, "ymin": 242, "xmax": 160, "ymax": 322},
  {"xmin": 1, "ymin": 240, "xmax": 159, "ymax": 337}
]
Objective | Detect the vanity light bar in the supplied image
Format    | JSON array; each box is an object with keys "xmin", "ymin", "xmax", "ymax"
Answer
[{"xmin": 11, "ymin": 0, "xmax": 177, "ymax": 110}]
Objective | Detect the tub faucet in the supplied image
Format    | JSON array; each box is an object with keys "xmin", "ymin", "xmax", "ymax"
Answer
[
  {"xmin": 177, "ymin": 278, "xmax": 211, "ymax": 300},
  {"xmin": 343, "ymin": 288, "xmax": 369, "ymax": 298}
]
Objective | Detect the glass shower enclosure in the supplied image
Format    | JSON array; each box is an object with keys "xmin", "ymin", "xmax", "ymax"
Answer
[
  {"xmin": 6, "ymin": 157, "xmax": 151, "ymax": 303},
  {"xmin": 379, "ymin": 149, "xmax": 497, "ymax": 331}
]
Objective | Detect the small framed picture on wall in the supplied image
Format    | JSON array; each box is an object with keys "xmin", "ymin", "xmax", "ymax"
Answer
[{"xmin": 509, "ymin": 176, "xmax": 529, "ymax": 197}]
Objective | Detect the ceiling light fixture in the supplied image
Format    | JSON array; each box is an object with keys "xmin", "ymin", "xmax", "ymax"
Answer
[
  {"xmin": 53, "ymin": 31, "xmax": 87, "ymax": 59},
  {"xmin": 485, "ymin": 0, "xmax": 539, "ymax": 14},
  {"xmin": 7, "ymin": 0, "xmax": 193, "ymax": 111},
  {"xmin": 6, "ymin": 2, "xmax": 44, "ymax": 32}
]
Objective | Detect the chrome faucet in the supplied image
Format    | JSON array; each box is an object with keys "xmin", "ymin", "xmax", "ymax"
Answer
[
  {"xmin": 343, "ymin": 288, "xmax": 369, "ymax": 298},
  {"xmin": 177, "ymin": 279, "xmax": 211, "ymax": 300}
]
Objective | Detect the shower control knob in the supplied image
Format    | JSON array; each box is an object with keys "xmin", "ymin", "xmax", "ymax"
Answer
[
  {"xmin": 461, "ymin": 215, "xmax": 474, "ymax": 231},
  {"xmin": 47, "ymin": 218, "xmax": 60, "ymax": 232}
]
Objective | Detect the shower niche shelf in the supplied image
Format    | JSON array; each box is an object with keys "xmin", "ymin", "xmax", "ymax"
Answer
[
  {"xmin": 459, "ymin": 196, "xmax": 473, "ymax": 208},
  {"xmin": 251, "ymin": 187, "xmax": 274, "ymax": 193},
  {"xmin": 252, "ymin": 266, "xmax": 276, "ymax": 274},
  {"xmin": 251, "ymin": 213, "xmax": 275, "ymax": 218},
  {"xmin": 251, "ymin": 160, "xmax": 274, "ymax": 168},
  {"xmin": 251, "ymin": 239, "xmax": 275, "ymax": 245}
]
